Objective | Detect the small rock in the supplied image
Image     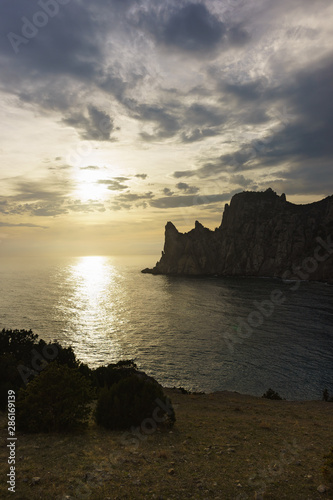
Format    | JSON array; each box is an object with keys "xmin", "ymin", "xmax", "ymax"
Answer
[
  {"xmin": 317, "ymin": 484, "xmax": 329, "ymax": 493},
  {"xmin": 31, "ymin": 477, "xmax": 41, "ymax": 485},
  {"xmin": 168, "ymin": 468, "xmax": 175, "ymax": 475}
]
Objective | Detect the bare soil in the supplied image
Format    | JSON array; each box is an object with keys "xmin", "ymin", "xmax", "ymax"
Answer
[{"xmin": 1, "ymin": 389, "xmax": 333, "ymax": 499}]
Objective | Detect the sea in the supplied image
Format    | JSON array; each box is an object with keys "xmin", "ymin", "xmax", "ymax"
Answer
[{"xmin": 1, "ymin": 255, "xmax": 333, "ymax": 401}]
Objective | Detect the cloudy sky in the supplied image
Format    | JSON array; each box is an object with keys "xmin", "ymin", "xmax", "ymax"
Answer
[{"xmin": 1, "ymin": 0, "xmax": 333, "ymax": 257}]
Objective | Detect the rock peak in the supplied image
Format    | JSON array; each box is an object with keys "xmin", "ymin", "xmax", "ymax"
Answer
[
  {"xmin": 143, "ymin": 189, "xmax": 333, "ymax": 281},
  {"xmin": 165, "ymin": 221, "xmax": 178, "ymax": 232}
]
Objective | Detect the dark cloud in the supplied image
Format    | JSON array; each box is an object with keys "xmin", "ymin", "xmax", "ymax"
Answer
[
  {"xmin": 176, "ymin": 182, "xmax": 199, "ymax": 194},
  {"xmin": 116, "ymin": 192, "xmax": 154, "ymax": 203},
  {"xmin": 63, "ymin": 105, "xmax": 116, "ymax": 141},
  {"xmin": 150, "ymin": 192, "xmax": 239, "ymax": 209},
  {"xmin": 185, "ymin": 103, "xmax": 226, "ymax": 127},
  {"xmin": 162, "ymin": 3, "xmax": 225, "ymax": 53},
  {"xmin": 0, "ymin": 0, "xmax": 332, "ymax": 209},
  {"xmin": 110, "ymin": 191, "xmax": 154, "ymax": 211},
  {"xmin": 173, "ymin": 170, "xmax": 196, "ymax": 179},
  {"xmin": 130, "ymin": 102, "xmax": 180, "ymax": 140},
  {"xmin": 180, "ymin": 127, "xmax": 220, "ymax": 143},
  {"xmin": 163, "ymin": 188, "xmax": 174, "ymax": 196},
  {"xmin": 97, "ymin": 179, "xmax": 129, "ymax": 191},
  {"xmin": 80, "ymin": 166, "xmax": 101, "ymax": 170},
  {"xmin": 227, "ymin": 23, "xmax": 251, "ymax": 46}
]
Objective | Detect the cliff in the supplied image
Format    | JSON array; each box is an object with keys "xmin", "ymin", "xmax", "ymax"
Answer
[{"xmin": 142, "ymin": 188, "xmax": 333, "ymax": 281}]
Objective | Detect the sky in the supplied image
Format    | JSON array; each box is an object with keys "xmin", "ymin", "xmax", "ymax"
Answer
[{"xmin": 1, "ymin": 0, "xmax": 333, "ymax": 257}]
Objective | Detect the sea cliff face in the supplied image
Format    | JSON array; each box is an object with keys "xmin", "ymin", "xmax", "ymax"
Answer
[{"xmin": 143, "ymin": 188, "xmax": 333, "ymax": 281}]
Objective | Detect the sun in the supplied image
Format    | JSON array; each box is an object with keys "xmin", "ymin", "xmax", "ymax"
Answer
[{"xmin": 73, "ymin": 167, "xmax": 107, "ymax": 201}]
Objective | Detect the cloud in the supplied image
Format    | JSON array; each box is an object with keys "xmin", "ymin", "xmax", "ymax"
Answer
[
  {"xmin": 0, "ymin": 222, "xmax": 48, "ymax": 229},
  {"xmin": 150, "ymin": 192, "xmax": 238, "ymax": 209},
  {"xmin": 97, "ymin": 179, "xmax": 129, "ymax": 191},
  {"xmin": 63, "ymin": 105, "xmax": 116, "ymax": 141},
  {"xmin": 180, "ymin": 128, "xmax": 220, "ymax": 143},
  {"xmin": 0, "ymin": 177, "xmax": 108, "ymax": 217},
  {"xmin": 1, "ymin": 0, "xmax": 333, "ymax": 223},
  {"xmin": 110, "ymin": 191, "xmax": 154, "ymax": 211},
  {"xmin": 116, "ymin": 192, "xmax": 154, "ymax": 203},
  {"xmin": 173, "ymin": 170, "xmax": 196, "ymax": 179},
  {"xmin": 163, "ymin": 188, "xmax": 174, "ymax": 196},
  {"xmin": 176, "ymin": 182, "xmax": 199, "ymax": 194},
  {"xmin": 162, "ymin": 3, "xmax": 226, "ymax": 53},
  {"xmin": 130, "ymin": 102, "xmax": 180, "ymax": 140},
  {"xmin": 67, "ymin": 200, "xmax": 106, "ymax": 213}
]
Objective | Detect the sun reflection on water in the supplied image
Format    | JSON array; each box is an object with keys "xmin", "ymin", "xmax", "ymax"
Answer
[
  {"xmin": 72, "ymin": 256, "xmax": 111, "ymax": 306},
  {"xmin": 58, "ymin": 255, "xmax": 123, "ymax": 366}
]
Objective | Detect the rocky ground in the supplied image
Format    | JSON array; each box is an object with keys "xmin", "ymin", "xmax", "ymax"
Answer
[{"xmin": 0, "ymin": 389, "xmax": 333, "ymax": 499}]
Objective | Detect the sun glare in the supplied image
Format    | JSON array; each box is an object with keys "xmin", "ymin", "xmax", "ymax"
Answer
[
  {"xmin": 73, "ymin": 168, "xmax": 107, "ymax": 201},
  {"xmin": 72, "ymin": 256, "xmax": 111, "ymax": 304}
]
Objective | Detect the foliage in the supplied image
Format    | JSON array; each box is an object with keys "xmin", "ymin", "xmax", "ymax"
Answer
[
  {"xmin": 0, "ymin": 353, "xmax": 23, "ymax": 411},
  {"xmin": 92, "ymin": 360, "xmax": 138, "ymax": 390},
  {"xmin": 17, "ymin": 363, "xmax": 93, "ymax": 433},
  {"xmin": 0, "ymin": 329, "xmax": 38, "ymax": 364},
  {"xmin": 262, "ymin": 388, "xmax": 284, "ymax": 400},
  {"xmin": 323, "ymin": 448, "xmax": 333, "ymax": 484},
  {"xmin": 95, "ymin": 374, "xmax": 175, "ymax": 430},
  {"xmin": 0, "ymin": 329, "xmax": 94, "ymax": 409}
]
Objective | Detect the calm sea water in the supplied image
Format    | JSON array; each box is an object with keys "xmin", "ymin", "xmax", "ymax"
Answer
[{"xmin": 0, "ymin": 255, "xmax": 332, "ymax": 400}]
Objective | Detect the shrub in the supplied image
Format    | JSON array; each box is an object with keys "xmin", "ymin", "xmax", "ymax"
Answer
[
  {"xmin": 262, "ymin": 388, "xmax": 283, "ymax": 400},
  {"xmin": 0, "ymin": 354, "xmax": 23, "ymax": 410},
  {"xmin": 323, "ymin": 448, "xmax": 333, "ymax": 484},
  {"xmin": 17, "ymin": 363, "xmax": 93, "ymax": 433},
  {"xmin": 0, "ymin": 329, "xmax": 38, "ymax": 364},
  {"xmin": 95, "ymin": 374, "xmax": 175, "ymax": 430},
  {"xmin": 92, "ymin": 360, "xmax": 138, "ymax": 390}
]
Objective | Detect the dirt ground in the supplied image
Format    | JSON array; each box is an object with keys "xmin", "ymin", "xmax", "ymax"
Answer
[{"xmin": 1, "ymin": 389, "xmax": 333, "ymax": 499}]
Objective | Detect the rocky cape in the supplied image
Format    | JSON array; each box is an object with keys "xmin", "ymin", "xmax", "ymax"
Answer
[{"xmin": 142, "ymin": 188, "xmax": 333, "ymax": 282}]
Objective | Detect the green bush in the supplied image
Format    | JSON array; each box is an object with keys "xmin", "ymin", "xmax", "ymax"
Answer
[
  {"xmin": 0, "ymin": 329, "xmax": 38, "ymax": 364},
  {"xmin": 0, "ymin": 354, "xmax": 23, "ymax": 410},
  {"xmin": 92, "ymin": 360, "xmax": 138, "ymax": 390},
  {"xmin": 95, "ymin": 374, "xmax": 175, "ymax": 430},
  {"xmin": 262, "ymin": 388, "xmax": 284, "ymax": 400},
  {"xmin": 17, "ymin": 363, "xmax": 93, "ymax": 433}
]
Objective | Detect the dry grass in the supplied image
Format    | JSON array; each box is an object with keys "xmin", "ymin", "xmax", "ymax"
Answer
[{"xmin": 1, "ymin": 389, "xmax": 333, "ymax": 499}]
